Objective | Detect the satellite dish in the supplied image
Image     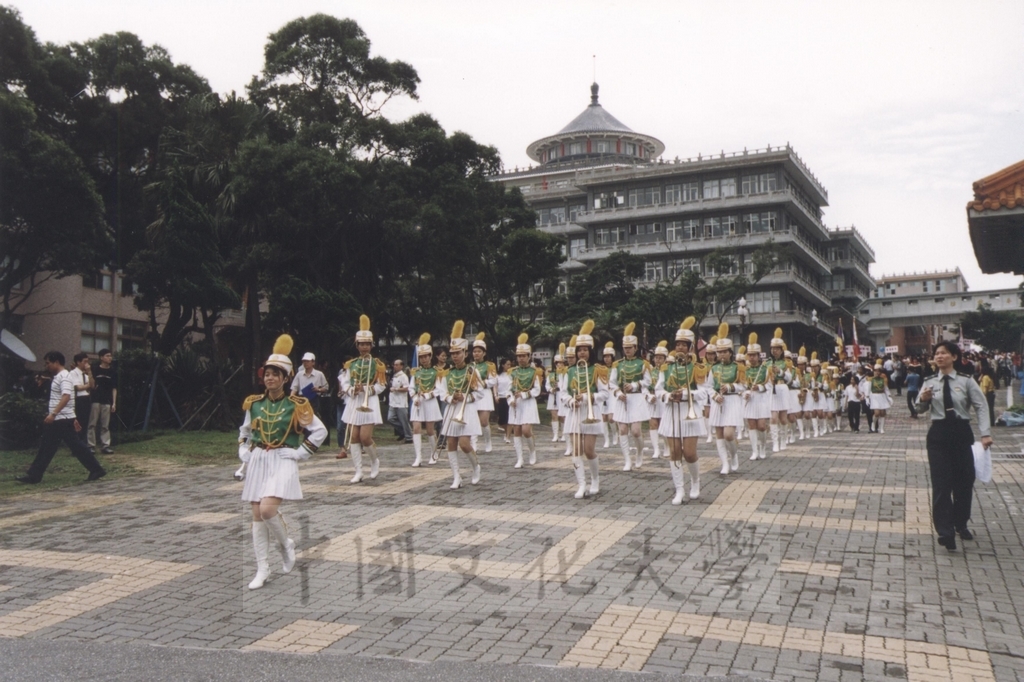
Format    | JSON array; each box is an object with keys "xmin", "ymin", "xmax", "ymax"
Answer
[{"xmin": 0, "ymin": 329, "xmax": 37, "ymax": 362}]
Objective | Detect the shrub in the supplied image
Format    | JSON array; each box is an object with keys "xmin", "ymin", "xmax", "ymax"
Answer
[{"xmin": 0, "ymin": 393, "xmax": 45, "ymax": 449}]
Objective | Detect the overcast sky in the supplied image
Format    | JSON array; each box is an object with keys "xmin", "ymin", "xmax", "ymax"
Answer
[{"xmin": 15, "ymin": 0, "xmax": 1024, "ymax": 292}]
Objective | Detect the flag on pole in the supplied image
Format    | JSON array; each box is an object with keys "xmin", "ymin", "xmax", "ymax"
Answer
[{"xmin": 851, "ymin": 318, "xmax": 860, "ymax": 361}]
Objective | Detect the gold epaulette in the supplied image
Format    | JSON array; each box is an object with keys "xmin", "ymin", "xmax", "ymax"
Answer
[
  {"xmin": 595, "ymin": 365, "xmax": 610, "ymax": 382},
  {"xmin": 487, "ymin": 361, "xmax": 497, "ymax": 377},
  {"xmin": 288, "ymin": 395, "xmax": 315, "ymax": 427},
  {"xmin": 437, "ymin": 367, "xmax": 449, "ymax": 378},
  {"xmin": 612, "ymin": 359, "xmax": 621, "ymax": 369},
  {"xmin": 343, "ymin": 358, "xmax": 355, "ymax": 370},
  {"xmin": 693, "ymin": 364, "xmax": 710, "ymax": 383},
  {"xmin": 242, "ymin": 394, "xmax": 265, "ymax": 411},
  {"xmin": 737, "ymin": 365, "xmax": 747, "ymax": 383},
  {"xmin": 643, "ymin": 359, "xmax": 652, "ymax": 372}
]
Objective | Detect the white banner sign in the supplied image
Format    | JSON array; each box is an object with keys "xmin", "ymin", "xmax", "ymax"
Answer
[{"xmin": 884, "ymin": 345, "xmax": 900, "ymax": 355}]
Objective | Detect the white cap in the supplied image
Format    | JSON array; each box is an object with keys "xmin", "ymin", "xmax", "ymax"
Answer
[{"xmin": 302, "ymin": 352, "xmax": 315, "ymax": 362}]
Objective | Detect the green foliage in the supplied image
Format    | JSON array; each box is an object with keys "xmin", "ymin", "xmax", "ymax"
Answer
[
  {"xmin": 0, "ymin": 392, "xmax": 44, "ymax": 449},
  {"xmin": 960, "ymin": 303, "xmax": 1024, "ymax": 352}
]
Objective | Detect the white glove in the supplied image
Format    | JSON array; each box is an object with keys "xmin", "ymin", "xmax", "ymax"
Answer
[
  {"xmin": 278, "ymin": 447, "xmax": 308, "ymax": 461},
  {"xmin": 238, "ymin": 443, "xmax": 252, "ymax": 462}
]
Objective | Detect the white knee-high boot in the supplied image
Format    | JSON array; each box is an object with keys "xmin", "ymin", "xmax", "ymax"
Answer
[
  {"xmin": 670, "ymin": 460, "xmax": 685, "ymax": 505},
  {"xmin": 797, "ymin": 419, "xmax": 805, "ymax": 440},
  {"xmin": 811, "ymin": 417, "xmax": 819, "ymax": 438},
  {"xmin": 716, "ymin": 439, "xmax": 731, "ymax": 474},
  {"xmin": 428, "ymin": 435, "xmax": 438, "ymax": 464},
  {"xmin": 602, "ymin": 421, "xmax": 610, "ymax": 448},
  {"xmin": 572, "ymin": 457, "xmax": 587, "ymax": 499},
  {"xmin": 727, "ymin": 438, "xmax": 739, "ymax": 472},
  {"xmin": 588, "ymin": 457, "xmax": 600, "ymax": 494},
  {"xmin": 620, "ymin": 436, "xmax": 632, "ymax": 471},
  {"xmin": 483, "ymin": 426, "xmax": 492, "ymax": 452},
  {"xmin": 611, "ymin": 425, "xmax": 619, "ymax": 446},
  {"xmin": 879, "ymin": 417, "xmax": 885, "ymax": 434},
  {"xmin": 706, "ymin": 418, "xmax": 714, "ymax": 443},
  {"xmin": 632, "ymin": 434, "xmax": 644, "ymax": 469},
  {"xmin": 651, "ymin": 431, "xmax": 661, "ymax": 459},
  {"xmin": 687, "ymin": 461, "xmax": 701, "ymax": 499},
  {"xmin": 551, "ymin": 421, "xmax": 559, "ymax": 442},
  {"xmin": 513, "ymin": 437, "xmax": 523, "ymax": 468},
  {"xmin": 368, "ymin": 443, "xmax": 380, "ymax": 479},
  {"xmin": 750, "ymin": 429, "xmax": 760, "ymax": 460},
  {"xmin": 448, "ymin": 451, "xmax": 461, "ymax": 489},
  {"xmin": 563, "ymin": 433, "xmax": 573, "ymax": 456},
  {"xmin": 470, "ymin": 435, "xmax": 478, "ymax": 453},
  {"xmin": 412, "ymin": 434, "xmax": 423, "ymax": 467},
  {"xmin": 770, "ymin": 423, "xmax": 780, "ymax": 453},
  {"xmin": 467, "ymin": 449, "xmax": 481, "ymax": 484},
  {"xmin": 264, "ymin": 513, "xmax": 295, "ymax": 573},
  {"xmin": 349, "ymin": 444, "xmax": 364, "ymax": 483},
  {"xmin": 527, "ymin": 436, "xmax": 537, "ymax": 465},
  {"xmin": 249, "ymin": 521, "xmax": 270, "ymax": 589}
]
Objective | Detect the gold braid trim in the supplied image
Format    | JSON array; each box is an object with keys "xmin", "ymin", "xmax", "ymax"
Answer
[
  {"xmin": 594, "ymin": 364, "xmax": 610, "ymax": 383},
  {"xmin": 288, "ymin": 395, "xmax": 314, "ymax": 427},
  {"xmin": 243, "ymin": 394, "xmax": 265, "ymax": 411}
]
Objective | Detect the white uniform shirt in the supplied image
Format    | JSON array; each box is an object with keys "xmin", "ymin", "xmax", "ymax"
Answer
[
  {"xmin": 389, "ymin": 371, "xmax": 410, "ymax": 409},
  {"xmin": 844, "ymin": 384, "xmax": 861, "ymax": 404},
  {"xmin": 49, "ymin": 369, "xmax": 76, "ymax": 420},
  {"xmin": 496, "ymin": 373, "xmax": 512, "ymax": 399},
  {"xmin": 68, "ymin": 367, "xmax": 90, "ymax": 398},
  {"xmin": 291, "ymin": 368, "xmax": 328, "ymax": 398}
]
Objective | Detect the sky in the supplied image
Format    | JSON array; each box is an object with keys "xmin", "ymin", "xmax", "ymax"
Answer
[{"xmin": 14, "ymin": 0, "xmax": 1024, "ymax": 292}]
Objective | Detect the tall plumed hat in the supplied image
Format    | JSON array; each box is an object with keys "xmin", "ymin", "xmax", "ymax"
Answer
[
  {"xmin": 654, "ymin": 340, "xmax": 669, "ymax": 356},
  {"xmin": 715, "ymin": 322, "xmax": 733, "ymax": 351},
  {"xmin": 355, "ymin": 314, "xmax": 373, "ymax": 343},
  {"xmin": 416, "ymin": 333, "xmax": 432, "ymax": 356},
  {"xmin": 675, "ymin": 316, "xmax": 696, "ymax": 344},
  {"xmin": 622, "ymin": 321, "xmax": 638, "ymax": 347},
  {"xmin": 566, "ymin": 335, "xmax": 577, "ymax": 357},
  {"xmin": 603, "ymin": 340, "xmax": 615, "ymax": 357},
  {"xmin": 784, "ymin": 348, "xmax": 793, "ymax": 359},
  {"xmin": 576, "ymin": 320, "xmax": 595, "ymax": 348},
  {"xmin": 265, "ymin": 334, "xmax": 295, "ymax": 377},
  {"xmin": 770, "ymin": 327, "xmax": 785, "ymax": 348},
  {"xmin": 797, "ymin": 345, "xmax": 808, "ymax": 364},
  {"xmin": 747, "ymin": 332, "xmax": 761, "ymax": 354},
  {"xmin": 810, "ymin": 351, "xmax": 821, "ymax": 367},
  {"xmin": 554, "ymin": 342, "xmax": 566, "ymax": 363},
  {"xmin": 707, "ymin": 335, "xmax": 719, "ymax": 353},
  {"xmin": 874, "ymin": 358, "xmax": 883, "ymax": 369},
  {"xmin": 515, "ymin": 333, "xmax": 531, "ymax": 355},
  {"xmin": 449, "ymin": 320, "xmax": 467, "ymax": 351},
  {"xmin": 737, "ymin": 345, "xmax": 746, "ymax": 362},
  {"xmin": 473, "ymin": 332, "xmax": 487, "ymax": 350}
]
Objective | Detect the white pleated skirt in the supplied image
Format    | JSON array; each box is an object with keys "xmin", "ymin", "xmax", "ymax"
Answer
[
  {"xmin": 563, "ymin": 404, "xmax": 605, "ymax": 435},
  {"xmin": 442, "ymin": 404, "xmax": 481, "ymax": 437},
  {"xmin": 710, "ymin": 394, "xmax": 745, "ymax": 428},
  {"xmin": 342, "ymin": 395, "xmax": 383, "ymax": 425},
  {"xmin": 787, "ymin": 388, "xmax": 805, "ymax": 414},
  {"xmin": 601, "ymin": 397, "xmax": 615, "ymax": 416},
  {"xmin": 241, "ymin": 448, "xmax": 302, "ymax": 502},
  {"xmin": 770, "ymin": 384, "xmax": 790, "ymax": 412},
  {"xmin": 476, "ymin": 390, "xmax": 495, "ymax": 412},
  {"xmin": 824, "ymin": 396, "xmax": 835, "ymax": 412},
  {"xmin": 868, "ymin": 393, "xmax": 891, "ymax": 410},
  {"xmin": 509, "ymin": 397, "xmax": 540, "ymax": 425},
  {"xmin": 743, "ymin": 390, "xmax": 772, "ymax": 420},
  {"xmin": 612, "ymin": 393, "xmax": 650, "ymax": 423},
  {"xmin": 546, "ymin": 392, "xmax": 559, "ymax": 411},
  {"xmin": 648, "ymin": 398, "xmax": 664, "ymax": 420},
  {"xmin": 410, "ymin": 397, "xmax": 442, "ymax": 423},
  {"xmin": 658, "ymin": 403, "xmax": 708, "ymax": 439}
]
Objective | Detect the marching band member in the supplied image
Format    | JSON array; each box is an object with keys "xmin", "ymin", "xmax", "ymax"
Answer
[
  {"xmin": 547, "ymin": 345, "xmax": 566, "ymax": 442},
  {"xmin": 766, "ymin": 329, "xmax": 790, "ymax": 452},
  {"xmin": 647, "ymin": 341, "xmax": 669, "ymax": 459},
  {"xmin": 563, "ymin": 320, "xmax": 610, "ymax": 499},
  {"xmin": 601, "ymin": 342, "xmax": 618, "ymax": 449},
  {"xmin": 710, "ymin": 323, "xmax": 744, "ymax": 474},
  {"xmin": 869, "ymin": 359, "xmax": 892, "ymax": 433},
  {"xmin": 471, "ymin": 333, "xmax": 498, "ymax": 452},
  {"xmin": 239, "ymin": 334, "xmax": 327, "ymax": 589},
  {"xmin": 789, "ymin": 347, "xmax": 809, "ymax": 440},
  {"xmin": 440, "ymin": 320, "xmax": 484, "ymax": 488},
  {"xmin": 409, "ymin": 333, "xmax": 442, "ymax": 467},
  {"xmin": 610, "ymin": 322, "xmax": 652, "ymax": 471},
  {"xmin": 858, "ymin": 367, "xmax": 875, "ymax": 433},
  {"xmin": 560, "ymin": 338, "xmax": 577, "ymax": 456},
  {"xmin": 509, "ymin": 333, "xmax": 542, "ymax": 468},
  {"xmin": 702, "ymin": 336, "xmax": 719, "ymax": 444},
  {"xmin": 657, "ymin": 317, "xmax": 706, "ymax": 504},
  {"xmin": 743, "ymin": 334, "xmax": 770, "ymax": 460},
  {"xmin": 808, "ymin": 352, "xmax": 825, "ymax": 437},
  {"xmin": 340, "ymin": 315, "xmax": 386, "ymax": 483}
]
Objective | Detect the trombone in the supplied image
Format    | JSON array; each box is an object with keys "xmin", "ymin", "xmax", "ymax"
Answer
[
  {"xmin": 356, "ymin": 358, "xmax": 374, "ymax": 412},
  {"xmin": 577, "ymin": 359, "xmax": 598, "ymax": 424},
  {"xmin": 451, "ymin": 364, "xmax": 475, "ymax": 425}
]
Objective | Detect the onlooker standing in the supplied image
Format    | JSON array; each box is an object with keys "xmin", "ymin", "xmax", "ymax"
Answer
[
  {"xmin": 68, "ymin": 352, "xmax": 94, "ymax": 449},
  {"xmin": 858, "ymin": 368, "xmax": 873, "ymax": 433},
  {"xmin": 496, "ymin": 358, "xmax": 513, "ymax": 443},
  {"xmin": 291, "ymin": 353, "xmax": 330, "ymax": 445},
  {"xmin": 89, "ymin": 349, "xmax": 117, "ymax": 454},
  {"xmin": 905, "ymin": 367, "xmax": 922, "ymax": 418},
  {"xmin": 844, "ymin": 376, "xmax": 862, "ymax": 432},
  {"xmin": 17, "ymin": 351, "xmax": 106, "ymax": 484},
  {"xmin": 979, "ymin": 368, "xmax": 996, "ymax": 427},
  {"xmin": 387, "ymin": 359, "xmax": 413, "ymax": 443}
]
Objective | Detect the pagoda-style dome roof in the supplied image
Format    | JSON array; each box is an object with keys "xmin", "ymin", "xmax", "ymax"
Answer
[{"xmin": 526, "ymin": 83, "xmax": 665, "ymax": 165}]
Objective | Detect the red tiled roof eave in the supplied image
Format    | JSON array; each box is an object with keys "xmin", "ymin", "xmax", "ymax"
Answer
[{"xmin": 969, "ymin": 158, "xmax": 1024, "ymax": 211}]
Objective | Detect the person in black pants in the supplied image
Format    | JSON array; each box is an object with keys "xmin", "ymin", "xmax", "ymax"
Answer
[
  {"xmin": 844, "ymin": 376, "xmax": 862, "ymax": 432},
  {"xmin": 905, "ymin": 368, "xmax": 921, "ymax": 419},
  {"xmin": 17, "ymin": 351, "xmax": 106, "ymax": 484},
  {"xmin": 914, "ymin": 341, "xmax": 992, "ymax": 552}
]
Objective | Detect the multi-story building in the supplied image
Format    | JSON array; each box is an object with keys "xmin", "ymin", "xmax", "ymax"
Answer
[
  {"xmin": 497, "ymin": 83, "xmax": 876, "ymax": 350},
  {"xmin": 872, "ymin": 269, "xmax": 968, "ymax": 298}
]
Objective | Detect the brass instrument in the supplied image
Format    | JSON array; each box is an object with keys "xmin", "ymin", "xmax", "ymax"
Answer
[
  {"xmin": 685, "ymin": 361, "xmax": 699, "ymax": 421},
  {"xmin": 577, "ymin": 360, "xmax": 598, "ymax": 424},
  {"xmin": 451, "ymin": 364, "xmax": 475, "ymax": 425},
  {"xmin": 356, "ymin": 357, "xmax": 374, "ymax": 412}
]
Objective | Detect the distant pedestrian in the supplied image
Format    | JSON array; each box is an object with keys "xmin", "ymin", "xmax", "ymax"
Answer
[
  {"xmin": 387, "ymin": 359, "xmax": 413, "ymax": 443},
  {"xmin": 68, "ymin": 352, "xmax": 94, "ymax": 449},
  {"xmin": 17, "ymin": 351, "xmax": 106, "ymax": 484},
  {"xmin": 291, "ymin": 352, "xmax": 330, "ymax": 445},
  {"xmin": 88, "ymin": 349, "xmax": 117, "ymax": 454},
  {"xmin": 979, "ymin": 368, "xmax": 996, "ymax": 427},
  {"xmin": 905, "ymin": 368, "xmax": 921, "ymax": 418}
]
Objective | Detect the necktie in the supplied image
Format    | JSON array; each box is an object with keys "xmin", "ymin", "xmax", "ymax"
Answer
[{"xmin": 942, "ymin": 376, "xmax": 955, "ymax": 420}]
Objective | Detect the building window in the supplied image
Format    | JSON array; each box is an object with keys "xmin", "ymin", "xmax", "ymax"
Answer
[
  {"xmin": 935, "ymin": 279, "xmax": 943, "ymax": 292},
  {"xmin": 642, "ymin": 261, "xmax": 664, "ymax": 282},
  {"xmin": 623, "ymin": 142, "xmax": 637, "ymax": 156},
  {"xmin": 595, "ymin": 227, "xmax": 626, "ymax": 246},
  {"xmin": 536, "ymin": 207, "xmax": 566, "ymax": 226},
  {"xmin": 81, "ymin": 314, "xmax": 113, "ymax": 353},
  {"xmin": 666, "ymin": 258, "xmax": 701, "ymax": 279},
  {"xmin": 741, "ymin": 173, "xmax": 777, "ymax": 194},
  {"xmin": 745, "ymin": 290, "xmax": 781, "ymax": 314},
  {"xmin": 568, "ymin": 237, "xmax": 587, "ymax": 259},
  {"xmin": 569, "ymin": 204, "xmax": 586, "ymax": 222},
  {"xmin": 118, "ymin": 319, "xmax": 148, "ymax": 351},
  {"xmin": 594, "ymin": 191, "xmax": 625, "ymax": 209},
  {"xmin": 705, "ymin": 217, "xmax": 722, "ymax": 237},
  {"xmin": 628, "ymin": 222, "xmax": 661, "ymax": 236},
  {"xmin": 702, "ymin": 179, "xmax": 720, "ymax": 199},
  {"xmin": 82, "ymin": 272, "xmax": 113, "ymax": 292},
  {"xmin": 568, "ymin": 142, "xmax": 584, "ymax": 155},
  {"xmin": 706, "ymin": 255, "xmax": 740, "ymax": 277},
  {"xmin": 596, "ymin": 140, "xmax": 611, "ymax": 153},
  {"xmin": 664, "ymin": 184, "xmax": 681, "ymax": 203},
  {"xmin": 720, "ymin": 178, "xmax": 737, "ymax": 197},
  {"xmin": 922, "ymin": 281, "xmax": 929, "ymax": 293},
  {"xmin": 682, "ymin": 182, "xmax": 700, "ymax": 202},
  {"xmin": 628, "ymin": 187, "xmax": 661, "ymax": 207},
  {"xmin": 557, "ymin": 278, "xmax": 568, "ymax": 295}
]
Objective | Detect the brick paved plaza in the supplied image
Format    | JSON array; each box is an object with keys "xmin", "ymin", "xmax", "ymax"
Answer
[{"xmin": 2, "ymin": 400, "xmax": 1023, "ymax": 681}]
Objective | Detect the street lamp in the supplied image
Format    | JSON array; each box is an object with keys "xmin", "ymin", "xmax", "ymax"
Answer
[
  {"xmin": 811, "ymin": 308, "xmax": 819, "ymax": 325},
  {"xmin": 737, "ymin": 297, "xmax": 749, "ymax": 344}
]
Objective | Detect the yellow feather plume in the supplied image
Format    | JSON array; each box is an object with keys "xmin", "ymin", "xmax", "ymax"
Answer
[
  {"xmin": 359, "ymin": 314, "xmax": 370, "ymax": 332},
  {"xmin": 709, "ymin": 335, "xmax": 718, "ymax": 345},
  {"xmin": 518, "ymin": 333, "xmax": 529, "ymax": 345},
  {"xmin": 657, "ymin": 340, "xmax": 668, "ymax": 348},
  {"xmin": 681, "ymin": 316, "xmax": 695, "ymax": 331},
  {"xmin": 798, "ymin": 345, "xmax": 806, "ymax": 357},
  {"xmin": 774, "ymin": 327, "xmax": 783, "ymax": 339},
  {"xmin": 272, "ymin": 334, "xmax": 294, "ymax": 356},
  {"xmin": 558, "ymin": 343, "xmax": 566, "ymax": 357},
  {"xmin": 738, "ymin": 345, "xmax": 746, "ymax": 356},
  {"xmin": 811, "ymin": 351, "xmax": 818, "ymax": 361},
  {"xmin": 579, "ymin": 319, "xmax": 595, "ymax": 336},
  {"xmin": 568, "ymin": 335, "xmax": 577, "ymax": 349},
  {"xmin": 418, "ymin": 332, "xmax": 430, "ymax": 346},
  {"xmin": 717, "ymin": 322, "xmax": 729, "ymax": 340},
  {"xmin": 605, "ymin": 341, "xmax": 614, "ymax": 348},
  {"xmin": 748, "ymin": 332, "xmax": 758, "ymax": 346},
  {"xmin": 450, "ymin": 320, "xmax": 464, "ymax": 339},
  {"xmin": 624, "ymin": 321, "xmax": 636, "ymax": 336}
]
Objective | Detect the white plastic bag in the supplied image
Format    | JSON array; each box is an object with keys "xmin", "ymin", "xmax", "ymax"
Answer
[{"xmin": 973, "ymin": 442, "xmax": 992, "ymax": 484}]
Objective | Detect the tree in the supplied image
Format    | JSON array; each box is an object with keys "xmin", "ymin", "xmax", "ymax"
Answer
[
  {"xmin": 702, "ymin": 244, "xmax": 781, "ymax": 327},
  {"xmin": 0, "ymin": 7, "xmax": 110, "ymax": 334},
  {"xmin": 960, "ymin": 303, "xmax": 1024, "ymax": 352}
]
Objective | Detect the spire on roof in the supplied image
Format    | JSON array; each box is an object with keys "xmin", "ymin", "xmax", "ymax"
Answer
[{"xmin": 590, "ymin": 82, "xmax": 599, "ymax": 106}]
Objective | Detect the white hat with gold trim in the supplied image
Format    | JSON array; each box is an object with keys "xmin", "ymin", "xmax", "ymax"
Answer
[
  {"xmin": 355, "ymin": 314, "xmax": 373, "ymax": 343},
  {"xmin": 675, "ymin": 316, "xmax": 696, "ymax": 344},
  {"xmin": 416, "ymin": 333, "xmax": 432, "ymax": 356},
  {"xmin": 603, "ymin": 341, "xmax": 615, "ymax": 357},
  {"xmin": 654, "ymin": 340, "xmax": 669, "ymax": 357},
  {"xmin": 810, "ymin": 351, "xmax": 821, "ymax": 367},
  {"xmin": 265, "ymin": 334, "xmax": 295, "ymax": 377},
  {"xmin": 449, "ymin": 320, "xmax": 468, "ymax": 351},
  {"xmin": 770, "ymin": 327, "xmax": 785, "ymax": 348},
  {"xmin": 515, "ymin": 333, "xmax": 531, "ymax": 355},
  {"xmin": 715, "ymin": 322, "xmax": 733, "ymax": 351},
  {"xmin": 473, "ymin": 332, "xmax": 487, "ymax": 350},
  {"xmin": 747, "ymin": 332, "xmax": 761, "ymax": 354},
  {"xmin": 622, "ymin": 321, "xmax": 637, "ymax": 347},
  {"xmin": 797, "ymin": 345, "xmax": 808, "ymax": 364},
  {"xmin": 566, "ymin": 336, "xmax": 577, "ymax": 358},
  {"xmin": 575, "ymin": 320, "xmax": 595, "ymax": 348},
  {"xmin": 554, "ymin": 343, "xmax": 566, "ymax": 364}
]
